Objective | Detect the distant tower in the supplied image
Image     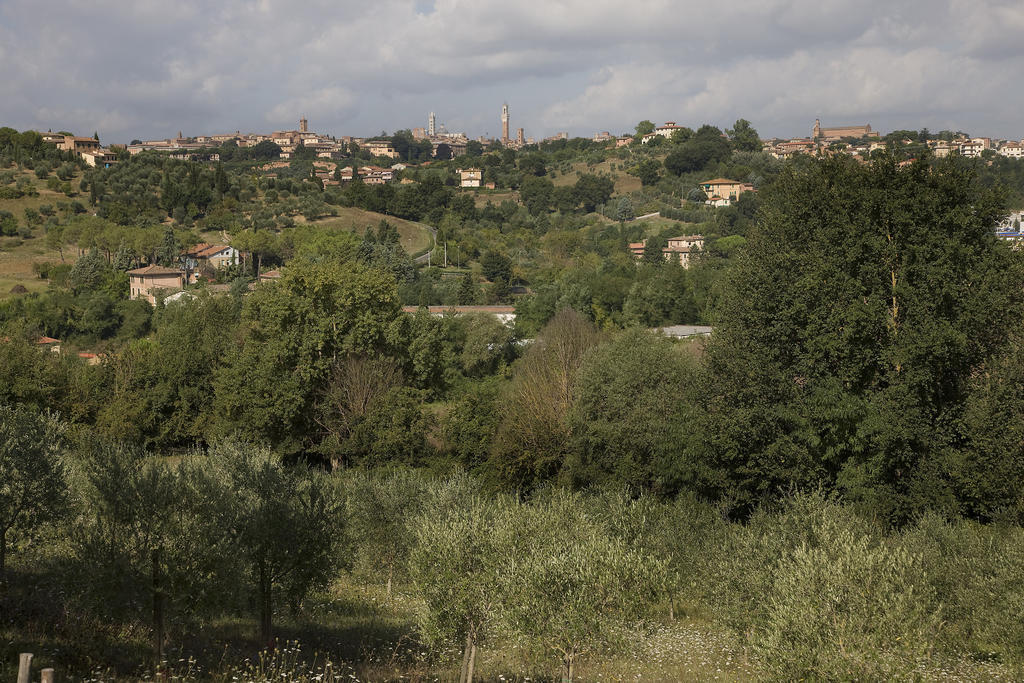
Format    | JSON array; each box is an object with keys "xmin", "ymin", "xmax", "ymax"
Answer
[
  {"xmin": 517, "ymin": 127, "xmax": 524, "ymax": 146},
  {"xmin": 428, "ymin": 112, "xmax": 436, "ymax": 137},
  {"xmin": 501, "ymin": 103, "xmax": 509, "ymax": 143},
  {"xmin": 300, "ymin": 115, "xmax": 308, "ymax": 133},
  {"xmin": 813, "ymin": 118, "xmax": 821, "ymax": 139}
]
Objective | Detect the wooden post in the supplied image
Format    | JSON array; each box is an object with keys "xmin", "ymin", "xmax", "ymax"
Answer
[
  {"xmin": 17, "ymin": 653, "xmax": 32, "ymax": 683},
  {"xmin": 41, "ymin": 669, "xmax": 55, "ymax": 683}
]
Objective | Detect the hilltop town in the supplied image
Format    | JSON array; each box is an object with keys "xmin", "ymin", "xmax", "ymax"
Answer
[{"xmin": 53, "ymin": 108, "xmax": 1024, "ymax": 186}]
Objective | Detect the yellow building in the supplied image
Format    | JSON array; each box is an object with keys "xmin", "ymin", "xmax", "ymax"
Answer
[
  {"xmin": 365, "ymin": 140, "xmax": 399, "ymax": 159},
  {"xmin": 128, "ymin": 265, "xmax": 184, "ymax": 304},
  {"xmin": 699, "ymin": 178, "xmax": 754, "ymax": 205}
]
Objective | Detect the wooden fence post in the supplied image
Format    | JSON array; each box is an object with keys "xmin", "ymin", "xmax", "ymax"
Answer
[
  {"xmin": 40, "ymin": 669, "xmax": 55, "ymax": 683},
  {"xmin": 16, "ymin": 653, "xmax": 32, "ymax": 683}
]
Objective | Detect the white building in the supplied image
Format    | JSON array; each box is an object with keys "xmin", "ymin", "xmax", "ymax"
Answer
[{"xmin": 999, "ymin": 142, "xmax": 1024, "ymax": 159}]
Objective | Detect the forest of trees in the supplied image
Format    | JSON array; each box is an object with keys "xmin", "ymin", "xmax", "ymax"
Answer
[{"xmin": 4, "ymin": 125, "xmax": 1024, "ymax": 680}]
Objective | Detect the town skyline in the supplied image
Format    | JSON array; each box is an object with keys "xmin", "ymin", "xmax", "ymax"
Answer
[
  {"xmin": 2, "ymin": 1, "xmax": 1024, "ymax": 143},
  {"xmin": 33, "ymin": 110, "xmax": 1024, "ymax": 151}
]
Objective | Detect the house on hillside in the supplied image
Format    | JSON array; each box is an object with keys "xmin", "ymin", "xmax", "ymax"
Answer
[
  {"xmin": 458, "ymin": 168, "xmax": 482, "ymax": 188},
  {"xmin": 629, "ymin": 235, "xmax": 704, "ymax": 266},
  {"xmin": 79, "ymin": 149, "xmax": 118, "ymax": 168},
  {"xmin": 337, "ymin": 166, "xmax": 394, "ymax": 184},
  {"xmin": 999, "ymin": 142, "xmax": 1024, "ymax": 159},
  {"xmin": 59, "ymin": 136, "xmax": 100, "ymax": 153},
  {"xmin": 128, "ymin": 265, "xmax": 185, "ymax": 304},
  {"xmin": 641, "ymin": 122, "xmax": 688, "ymax": 143},
  {"xmin": 183, "ymin": 243, "xmax": 240, "ymax": 270},
  {"xmin": 699, "ymin": 178, "xmax": 755, "ymax": 206},
  {"xmin": 365, "ymin": 140, "xmax": 399, "ymax": 159},
  {"xmin": 664, "ymin": 234, "xmax": 704, "ymax": 266}
]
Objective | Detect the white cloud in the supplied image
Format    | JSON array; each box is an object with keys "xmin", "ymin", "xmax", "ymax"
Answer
[{"xmin": 1, "ymin": 0, "xmax": 1022, "ymax": 141}]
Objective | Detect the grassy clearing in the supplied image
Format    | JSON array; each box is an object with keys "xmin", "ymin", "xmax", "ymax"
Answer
[
  {"xmin": 0, "ymin": 169, "xmax": 84, "ymax": 298},
  {"xmin": 0, "ymin": 229, "xmax": 67, "ymax": 300},
  {"xmin": 551, "ymin": 158, "xmax": 643, "ymax": 195},
  {"xmin": 300, "ymin": 208, "xmax": 433, "ymax": 255},
  {"xmin": 469, "ymin": 189, "xmax": 518, "ymax": 208},
  {"xmin": 0, "ymin": 561, "xmax": 756, "ymax": 682}
]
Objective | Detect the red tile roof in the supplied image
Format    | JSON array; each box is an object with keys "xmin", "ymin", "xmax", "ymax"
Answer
[
  {"xmin": 194, "ymin": 244, "xmax": 232, "ymax": 258},
  {"xmin": 128, "ymin": 264, "xmax": 183, "ymax": 276}
]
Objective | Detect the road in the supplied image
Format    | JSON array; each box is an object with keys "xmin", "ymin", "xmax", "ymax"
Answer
[{"xmin": 414, "ymin": 223, "xmax": 439, "ymax": 264}]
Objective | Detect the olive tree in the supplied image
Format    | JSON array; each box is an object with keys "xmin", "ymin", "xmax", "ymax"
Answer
[
  {"xmin": 213, "ymin": 440, "xmax": 343, "ymax": 644},
  {"xmin": 344, "ymin": 468, "xmax": 427, "ymax": 596},
  {"xmin": 0, "ymin": 404, "xmax": 66, "ymax": 583},
  {"xmin": 498, "ymin": 492, "xmax": 665, "ymax": 682},
  {"xmin": 72, "ymin": 442, "xmax": 234, "ymax": 662},
  {"xmin": 409, "ymin": 495, "xmax": 512, "ymax": 682}
]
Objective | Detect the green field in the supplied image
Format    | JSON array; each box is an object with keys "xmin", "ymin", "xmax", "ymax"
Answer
[
  {"xmin": 469, "ymin": 189, "xmax": 519, "ymax": 208},
  {"xmin": 301, "ymin": 207, "xmax": 434, "ymax": 255},
  {"xmin": 0, "ymin": 173, "xmax": 79, "ymax": 299},
  {"xmin": 552, "ymin": 158, "xmax": 643, "ymax": 195}
]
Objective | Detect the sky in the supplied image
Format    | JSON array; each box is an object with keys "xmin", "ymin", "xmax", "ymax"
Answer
[{"xmin": 2, "ymin": 0, "xmax": 1023, "ymax": 144}]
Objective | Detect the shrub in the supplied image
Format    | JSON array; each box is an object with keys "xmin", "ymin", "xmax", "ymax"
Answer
[
  {"xmin": 756, "ymin": 528, "xmax": 942, "ymax": 680},
  {"xmin": 902, "ymin": 514, "xmax": 1024, "ymax": 661},
  {"xmin": 707, "ymin": 492, "xmax": 943, "ymax": 679}
]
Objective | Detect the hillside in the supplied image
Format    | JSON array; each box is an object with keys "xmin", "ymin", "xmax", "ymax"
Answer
[
  {"xmin": 300, "ymin": 207, "xmax": 434, "ymax": 255},
  {"xmin": 0, "ymin": 171, "xmax": 81, "ymax": 298}
]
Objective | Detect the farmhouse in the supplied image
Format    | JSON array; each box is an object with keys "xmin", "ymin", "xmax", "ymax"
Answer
[
  {"xmin": 184, "ymin": 243, "xmax": 240, "ymax": 270},
  {"xmin": 128, "ymin": 265, "xmax": 185, "ymax": 304},
  {"xmin": 628, "ymin": 235, "xmax": 704, "ymax": 266},
  {"xmin": 458, "ymin": 168, "xmax": 482, "ymax": 188},
  {"xmin": 699, "ymin": 178, "xmax": 755, "ymax": 206}
]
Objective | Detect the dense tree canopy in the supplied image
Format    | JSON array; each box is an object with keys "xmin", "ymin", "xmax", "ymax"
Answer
[
  {"xmin": 214, "ymin": 261, "xmax": 404, "ymax": 452},
  {"xmin": 690, "ymin": 154, "xmax": 1024, "ymax": 521}
]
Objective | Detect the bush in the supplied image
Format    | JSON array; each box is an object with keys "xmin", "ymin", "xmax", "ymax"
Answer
[
  {"xmin": 902, "ymin": 514, "xmax": 1024, "ymax": 661},
  {"xmin": 756, "ymin": 528, "xmax": 942, "ymax": 680},
  {"xmin": 708, "ymin": 493, "xmax": 943, "ymax": 679}
]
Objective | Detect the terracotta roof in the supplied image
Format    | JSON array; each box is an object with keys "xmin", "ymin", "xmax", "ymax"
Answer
[
  {"xmin": 128, "ymin": 264, "xmax": 183, "ymax": 276},
  {"xmin": 700, "ymin": 178, "xmax": 742, "ymax": 185},
  {"xmin": 666, "ymin": 235, "xmax": 703, "ymax": 241},
  {"xmin": 36, "ymin": 336, "xmax": 61, "ymax": 344},
  {"xmin": 184, "ymin": 242, "xmax": 213, "ymax": 256},
  {"xmin": 193, "ymin": 244, "xmax": 232, "ymax": 258}
]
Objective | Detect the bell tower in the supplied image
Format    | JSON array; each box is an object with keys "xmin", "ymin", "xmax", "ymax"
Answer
[{"xmin": 501, "ymin": 103, "xmax": 509, "ymax": 143}]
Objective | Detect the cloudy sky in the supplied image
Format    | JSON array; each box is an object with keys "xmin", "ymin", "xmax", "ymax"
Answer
[{"xmin": 1, "ymin": 0, "xmax": 1022, "ymax": 144}]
